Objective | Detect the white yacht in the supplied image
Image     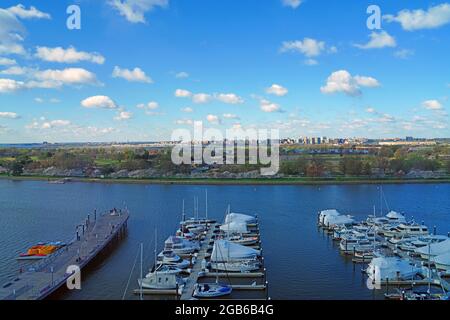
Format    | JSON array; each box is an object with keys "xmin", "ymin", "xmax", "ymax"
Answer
[
  {"xmin": 340, "ymin": 237, "xmax": 374, "ymax": 254},
  {"xmin": 138, "ymin": 272, "xmax": 185, "ymax": 290},
  {"xmin": 163, "ymin": 236, "xmax": 200, "ymax": 256},
  {"xmin": 382, "ymin": 223, "xmax": 429, "ymax": 238},
  {"xmin": 157, "ymin": 250, "xmax": 191, "ymax": 269},
  {"xmin": 210, "ymin": 259, "xmax": 261, "ymax": 272},
  {"xmin": 226, "ymin": 235, "xmax": 259, "ymax": 246}
]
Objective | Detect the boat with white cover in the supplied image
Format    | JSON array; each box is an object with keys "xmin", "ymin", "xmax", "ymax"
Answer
[
  {"xmin": 210, "ymin": 240, "xmax": 261, "ymax": 272},
  {"xmin": 432, "ymin": 252, "xmax": 450, "ymax": 271},
  {"xmin": 415, "ymin": 239, "xmax": 450, "ymax": 259},
  {"xmin": 323, "ymin": 214, "xmax": 354, "ymax": 230},
  {"xmin": 318, "ymin": 209, "xmax": 341, "ymax": 227},
  {"xmin": 366, "ymin": 256, "xmax": 422, "ymax": 283},
  {"xmin": 220, "ymin": 221, "xmax": 250, "ymax": 235},
  {"xmin": 224, "ymin": 213, "xmax": 257, "ymax": 225}
]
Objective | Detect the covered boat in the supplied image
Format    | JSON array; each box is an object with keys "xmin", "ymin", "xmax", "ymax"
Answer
[
  {"xmin": 366, "ymin": 257, "xmax": 421, "ymax": 283},
  {"xmin": 433, "ymin": 252, "xmax": 450, "ymax": 271},
  {"xmin": 318, "ymin": 209, "xmax": 340, "ymax": 226},
  {"xmin": 385, "ymin": 211, "xmax": 406, "ymax": 222},
  {"xmin": 211, "ymin": 240, "xmax": 260, "ymax": 262},
  {"xmin": 415, "ymin": 239, "xmax": 450, "ymax": 259},
  {"xmin": 219, "ymin": 221, "xmax": 249, "ymax": 234},
  {"xmin": 323, "ymin": 214, "xmax": 354, "ymax": 230},
  {"xmin": 224, "ymin": 213, "xmax": 257, "ymax": 225}
]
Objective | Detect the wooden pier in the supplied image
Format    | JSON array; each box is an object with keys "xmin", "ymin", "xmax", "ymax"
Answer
[
  {"xmin": 179, "ymin": 223, "xmax": 219, "ymax": 300},
  {"xmin": 0, "ymin": 209, "xmax": 129, "ymax": 300}
]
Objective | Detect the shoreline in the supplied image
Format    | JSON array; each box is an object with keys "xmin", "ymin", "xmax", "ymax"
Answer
[{"xmin": 1, "ymin": 175, "xmax": 450, "ymax": 185}]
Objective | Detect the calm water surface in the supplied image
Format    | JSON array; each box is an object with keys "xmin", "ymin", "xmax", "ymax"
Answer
[{"xmin": 0, "ymin": 180, "xmax": 449, "ymax": 300}]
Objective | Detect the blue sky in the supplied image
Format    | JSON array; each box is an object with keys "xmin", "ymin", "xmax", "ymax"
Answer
[{"xmin": 0, "ymin": 0, "xmax": 449, "ymax": 143}]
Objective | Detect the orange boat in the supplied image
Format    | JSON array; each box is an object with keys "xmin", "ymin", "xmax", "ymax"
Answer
[{"xmin": 18, "ymin": 242, "xmax": 66, "ymax": 260}]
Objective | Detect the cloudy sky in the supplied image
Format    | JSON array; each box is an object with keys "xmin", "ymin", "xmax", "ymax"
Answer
[{"xmin": 0, "ymin": 0, "xmax": 449, "ymax": 143}]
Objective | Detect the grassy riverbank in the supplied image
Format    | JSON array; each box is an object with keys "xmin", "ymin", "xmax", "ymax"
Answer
[{"xmin": 1, "ymin": 174, "xmax": 450, "ymax": 185}]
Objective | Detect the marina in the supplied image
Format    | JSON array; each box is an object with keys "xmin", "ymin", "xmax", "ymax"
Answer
[
  {"xmin": 318, "ymin": 197, "xmax": 450, "ymax": 300},
  {"xmin": 133, "ymin": 197, "xmax": 268, "ymax": 300}
]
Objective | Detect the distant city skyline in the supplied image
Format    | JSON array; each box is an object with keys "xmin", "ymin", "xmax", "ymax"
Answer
[{"xmin": 0, "ymin": 0, "xmax": 449, "ymax": 143}]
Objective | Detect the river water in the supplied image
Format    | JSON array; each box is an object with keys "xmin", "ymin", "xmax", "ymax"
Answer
[{"xmin": 0, "ymin": 179, "xmax": 449, "ymax": 299}]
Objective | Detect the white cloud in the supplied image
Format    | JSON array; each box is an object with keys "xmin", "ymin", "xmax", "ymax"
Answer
[
  {"xmin": 181, "ymin": 107, "xmax": 193, "ymax": 113},
  {"xmin": 137, "ymin": 101, "xmax": 159, "ymax": 110},
  {"xmin": 394, "ymin": 49, "xmax": 414, "ymax": 59},
  {"xmin": 354, "ymin": 31, "xmax": 396, "ymax": 49},
  {"xmin": 215, "ymin": 93, "xmax": 244, "ymax": 104},
  {"xmin": 384, "ymin": 4, "xmax": 450, "ymax": 31},
  {"xmin": 7, "ymin": 4, "xmax": 51, "ymax": 20},
  {"xmin": 260, "ymin": 99, "xmax": 281, "ymax": 113},
  {"xmin": 175, "ymin": 71, "xmax": 189, "ymax": 79},
  {"xmin": 422, "ymin": 99, "xmax": 443, "ymax": 110},
  {"xmin": 0, "ymin": 78, "xmax": 25, "ymax": 93},
  {"xmin": 282, "ymin": 0, "xmax": 302, "ymax": 9},
  {"xmin": 112, "ymin": 66, "xmax": 152, "ymax": 83},
  {"xmin": 48, "ymin": 120, "xmax": 70, "ymax": 127},
  {"xmin": 353, "ymin": 75, "xmax": 380, "ymax": 87},
  {"xmin": 175, "ymin": 89, "xmax": 192, "ymax": 98},
  {"xmin": 304, "ymin": 58, "xmax": 318, "ymax": 66},
  {"xmin": 223, "ymin": 113, "xmax": 239, "ymax": 119},
  {"xmin": 366, "ymin": 107, "xmax": 377, "ymax": 113},
  {"xmin": 108, "ymin": 0, "xmax": 168, "ymax": 24},
  {"xmin": 266, "ymin": 84, "xmax": 288, "ymax": 96},
  {"xmin": 0, "ymin": 57, "xmax": 16, "ymax": 65},
  {"xmin": 81, "ymin": 95, "xmax": 118, "ymax": 109},
  {"xmin": 30, "ymin": 119, "xmax": 71, "ymax": 130},
  {"xmin": 114, "ymin": 111, "xmax": 133, "ymax": 121},
  {"xmin": 35, "ymin": 46, "xmax": 105, "ymax": 64},
  {"xmin": 280, "ymin": 38, "xmax": 326, "ymax": 57},
  {"xmin": 31, "ymin": 68, "xmax": 98, "ymax": 88},
  {"xmin": 0, "ymin": 9, "xmax": 26, "ymax": 55},
  {"xmin": 0, "ymin": 66, "xmax": 30, "ymax": 75},
  {"xmin": 192, "ymin": 93, "xmax": 212, "ymax": 104},
  {"xmin": 206, "ymin": 114, "xmax": 220, "ymax": 124},
  {"xmin": 0, "ymin": 111, "xmax": 19, "ymax": 119},
  {"xmin": 320, "ymin": 70, "xmax": 380, "ymax": 96}
]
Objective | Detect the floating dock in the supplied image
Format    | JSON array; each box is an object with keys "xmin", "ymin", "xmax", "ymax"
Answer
[
  {"xmin": 179, "ymin": 223, "xmax": 219, "ymax": 300},
  {"xmin": 0, "ymin": 209, "xmax": 129, "ymax": 300}
]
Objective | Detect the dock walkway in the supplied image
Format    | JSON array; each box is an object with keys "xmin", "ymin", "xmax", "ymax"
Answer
[
  {"xmin": 0, "ymin": 209, "xmax": 129, "ymax": 300},
  {"xmin": 180, "ymin": 223, "xmax": 218, "ymax": 300}
]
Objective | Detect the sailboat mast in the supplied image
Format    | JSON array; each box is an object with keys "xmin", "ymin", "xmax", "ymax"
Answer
[
  {"xmin": 139, "ymin": 242, "xmax": 143, "ymax": 300},
  {"xmin": 380, "ymin": 186, "xmax": 383, "ymax": 216},
  {"xmin": 205, "ymin": 189, "xmax": 208, "ymax": 220},
  {"xmin": 154, "ymin": 229, "xmax": 157, "ymax": 275},
  {"xmin": 182, "ymin": 199, "xmax": 185, "ymax": 222}
]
